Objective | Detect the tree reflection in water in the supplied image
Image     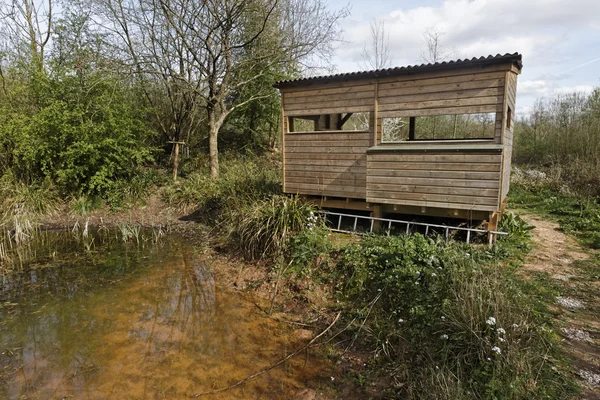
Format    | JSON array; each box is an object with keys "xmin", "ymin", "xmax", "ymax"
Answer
[{"xmin": 0, "ymin": 234, "xmax": 330, "ymax": 399}]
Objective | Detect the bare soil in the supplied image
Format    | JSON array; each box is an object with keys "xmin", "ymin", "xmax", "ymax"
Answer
[
  {"xmin": 520, "ymin": 215, "xmax": 600, "ymax": 399},
  {"xmin": 38, "ymin": 193, "xmax": 187, "ymax": 229}
]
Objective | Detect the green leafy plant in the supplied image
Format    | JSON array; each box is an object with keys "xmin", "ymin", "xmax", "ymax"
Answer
[
  {"xmin": 225, "ymin": 195, "xmax": 320, "ymax": 260},
  {"xmin": 331, "ymin": 234, "xmax": 576, "ymax": 399}
]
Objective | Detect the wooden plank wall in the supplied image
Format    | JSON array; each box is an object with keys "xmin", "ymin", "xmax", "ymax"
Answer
[
  {"xmin": 501, "ymin": 72, "xmax": 518, "ymax": 201},
  {"xmin": 366, "ymin": 152, "xmax": 502, "ymax": 211},
  {"xmin": 283, "ymin": 84, "xmax": 375, "ymax": 117},
  {"xmin": 280, "ymin": 63, "xmax": 518, "ymax": 210},
  {"xmin": 284, "ymin": 131, "xmax": 370, "ymax": 198},
  {"xmin": 376, "ymin": 70, "xmax": 505, "ymax": 119}
]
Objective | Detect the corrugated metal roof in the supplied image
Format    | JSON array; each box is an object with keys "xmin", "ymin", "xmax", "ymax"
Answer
[{"xmin": 274, "ymin": 53, "xmax": 522, "ymax": 89}]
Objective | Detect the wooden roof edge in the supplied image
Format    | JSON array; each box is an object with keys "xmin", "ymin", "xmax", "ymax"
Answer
[{"xmin": 275, "ymin": 53, "xmax": 523, "ymax": 89}]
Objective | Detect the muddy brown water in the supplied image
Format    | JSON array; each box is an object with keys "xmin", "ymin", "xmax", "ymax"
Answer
[{"xmin": 0, "ymin": 232, "xmax": 331, "ymax": 399}]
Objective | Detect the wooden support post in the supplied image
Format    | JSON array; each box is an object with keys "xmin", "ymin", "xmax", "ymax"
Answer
[
  {"xmin": 168, "ymin": 140, "xmax": 185, "ymax": 181},
  {"xmin": 372, "ymin": 205, "xmax": 382, "ymax": 231},
  {"xmin": 173, "ymin": 142, "xmax": 180, "ymax": 181},
  {"xmin": 487, "ymin": 211, "xmax": 499, "ymax": 245},
  {"xmin": 409, "ymin": 116, "xmax": 416, "ymax": 141},
  {"xmin": 281, "ymin": 104, "xmax": 287, "ymax": 193}
]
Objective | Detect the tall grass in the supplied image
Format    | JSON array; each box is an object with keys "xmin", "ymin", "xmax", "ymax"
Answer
[
  {"xmin": 1, "ymin": 223, "xmax": 168, "ymax": 274},
  {"xmin": 224, "ymin": 195, "xmax": 320, "ymax": 260},
  {"xmin": 163, "ymin": 153, "xmax": 281, "ymax": 217},
  {"xmin": 0, "ymin": 174, "xmax": 59, "ymax": 224}
]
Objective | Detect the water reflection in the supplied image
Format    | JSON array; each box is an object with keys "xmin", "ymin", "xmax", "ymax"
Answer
[{"xmin": 0, "ymin": 235, "xmax": 329, "ymax": 399}]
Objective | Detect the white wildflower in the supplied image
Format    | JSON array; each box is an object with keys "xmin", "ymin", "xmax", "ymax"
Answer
[
  {"xmin": 499, "ymin": 337, "xmax": 506, "ymax": 343},
  {"xmin": 431, "ymin": 273, "xmax": 437, "ymax": 277},
  {"xmin": 440, "ymin": 334, "xmax": 449, "ymax": 340},
  {"xmin": 511, "ymin": 323, "xmax": 519, "ymax": 329},
  {"xmin": 415, "ymin": 281, "xmax": 419, "ymax": 285},
  {"xmin": 465, "ymin": 253, "xmax": 470, "ymax": 257},
  {"xmin": 486, "ymin": 317, "xmax": 497, "ymax": 326},
  {"xmin": 331, "ymin": 376, "xmax": 335, "ymax": 381},
  {"xmin": 491, "ymin": 346, "xmax": 501, "ymax": 354},
  {"xmin": 398, "ymin": 319, "xmax": 404, "ymax": 323},
  {"xmin": 497, "ymin": 328, "xmax": 506, "ymax": 334},
  {"xmin": 441, "ymin": 316, "xmax": 446, "ymax": 320}
]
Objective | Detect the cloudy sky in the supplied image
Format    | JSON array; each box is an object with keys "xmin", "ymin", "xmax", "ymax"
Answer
[{"xmin": 326, "ymin": 0, "xmax": 600, "ymax": 114}]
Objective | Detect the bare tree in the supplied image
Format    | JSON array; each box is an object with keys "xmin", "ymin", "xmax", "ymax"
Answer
[
  {"xmin": 359, "ymin": 19, "xmax": 392, "ymax": 70},
  {"xmin": 0, "ymin": 0, "xmax": 54, "ymax": 67},
  {"xmin": 420, "ymin": 27, "xmax": 456, "ymax": 64},
  {"xmin": 101, "ymin": 0, "xmax": 347, "ymax": 178},
  {"xmin": 97, "ymin": 0, "xmax": 206, "ymax": 180}
]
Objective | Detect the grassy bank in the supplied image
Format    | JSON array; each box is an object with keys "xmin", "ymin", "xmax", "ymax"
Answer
[
  {"xmin": 1, "ymin": 154, "xmax": 592, "ymax": 398},
  {"xmin": 177, "ymin": 168, "xmax": 577, "ymax": 398},
  {"xmin": 284, "ymin": 221, "xmax": 576, "ymax": 399}
]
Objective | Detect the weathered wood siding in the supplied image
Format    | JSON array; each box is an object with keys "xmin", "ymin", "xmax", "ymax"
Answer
[
  {"xmin": 376, "ymin": 71, "xmax": 505, "ymax": 119},
  {"xmin": 282, "ymin": 84, "xmax": 375, "ymax": 117},
  {"xmin": 500, "ymin": 71, "xmax": 518, "ymax": 201},
  {"xmin": 284, "ymin": 131, "xmax": 370, "ymax": 198},
  {"xmin": 366, "ymin": 151, "xmax": 502, "ymax": 211},
  {"xmin": 280, "ymin": 62, "xmax": 519, "ymax": 212}
]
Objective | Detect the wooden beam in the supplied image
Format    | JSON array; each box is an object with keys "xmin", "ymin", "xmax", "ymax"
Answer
[
  {"xmin": 337, "ymin": 112, "xmax": 354, "ymax": 129},
  {"xmin": 372, "ymin": 204, "xmax": 382, "ymax": 230},
  {"xmin": 373, "ymin": 81, "xmax": 379, "ymax": 145},
  {"xmin": 487, "ymin": 211, "xmax": 499, "ymax": 244},
  {"xmin": 282, "ymin": 107, "xmax": 287, "ymax": 193}
]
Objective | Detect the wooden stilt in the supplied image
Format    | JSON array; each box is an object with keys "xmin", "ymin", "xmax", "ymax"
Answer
[
  {"xmin": 372, "ymin": 205, "xmax": 382, "ymax": 230},
  {"xmin": 488, "ymin": 211, "xmax": 499, "ymax": 245},
  {"xmin": 173, "ymin": 142, "xmax": 180, "ymax": 181}
]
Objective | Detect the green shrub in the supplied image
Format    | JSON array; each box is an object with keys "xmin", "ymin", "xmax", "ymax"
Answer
[
  {"xmin": 496, "ymin": 212, "xmax": 534, "ymax": 253},
  {"xmin": 333, "ymin": 234, "xmax": 575, "ymax": 399},
  {"xmin": 70, "ymin": 195, "xmax": 104, "ymax": 216},
  {"xmin": 163, "ymin": 153, "xmax": 280, "ymax": 216},
  {"xmin": 104, "ymin": 169, "xmax": 165, "ymax": 209},
  {"xmin": 286, "ymin": 227, "xmax": 332, "ymax": 277},
  {"xmin": 0, "ymin": 66, "xmax": 156, "ymax": 201}
]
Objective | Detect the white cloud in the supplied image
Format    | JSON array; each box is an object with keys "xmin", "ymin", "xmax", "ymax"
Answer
[
  {"xmin": 337, "ymin": 0, "xmax": 599, "ymax": 70},
  {"xmin": 519, "ymin": 80, "xmax": 594, "ymax": 96},
  {"xmin": 331, "ymin": 0, "xmax": 600, "ymax": 113}
]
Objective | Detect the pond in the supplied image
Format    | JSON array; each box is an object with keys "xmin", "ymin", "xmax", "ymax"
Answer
[{"xmin": 0, "ymin": 229, "xmax": 331, "ymax": 399}]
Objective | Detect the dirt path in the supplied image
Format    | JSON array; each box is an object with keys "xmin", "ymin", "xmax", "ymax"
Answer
[{"xmin": 521, "ymin": 215, "xmax": 600, "ymax": 399}]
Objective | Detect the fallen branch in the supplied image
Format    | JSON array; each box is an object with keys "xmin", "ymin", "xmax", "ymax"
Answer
[{"xmin": 190, "ymin": 311, "xmax": 342, "ymax": 398}]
